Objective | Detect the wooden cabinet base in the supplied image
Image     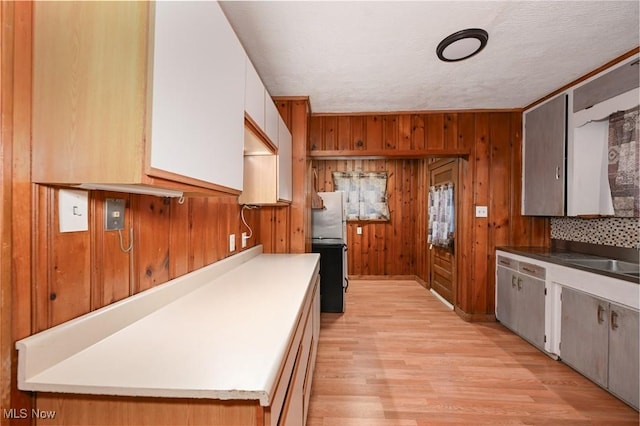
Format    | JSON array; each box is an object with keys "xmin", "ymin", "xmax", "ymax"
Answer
[{"xmin": 35, "ymin": 394, "xmax": 264, "ymax": 425}]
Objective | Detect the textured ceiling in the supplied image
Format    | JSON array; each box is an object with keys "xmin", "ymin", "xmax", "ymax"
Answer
[{"xmin": 220, "ymin": 1, "xmax": 640, "ymax": 113}]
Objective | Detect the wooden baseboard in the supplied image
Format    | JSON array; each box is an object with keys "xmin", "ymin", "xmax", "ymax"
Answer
[
  {"xmin": 454, "ymin": 307, "xmax": 496, "ymax": 323},
  {"xmin": 415, "ymin": 275, "xmax": 428, "ymax": 289},
  {"xmin": 348, "ymin": 275, "xmax": 417, "ymax": 281}
]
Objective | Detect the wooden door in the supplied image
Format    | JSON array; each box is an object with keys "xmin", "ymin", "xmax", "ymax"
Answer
[{"xmin": 428, "ymin": 159, "xmax": 458, "ymax": 305}]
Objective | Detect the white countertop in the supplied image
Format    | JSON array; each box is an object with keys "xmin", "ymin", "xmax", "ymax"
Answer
[{"xmin": 16, "ymin": 247, "xmax": 320, "ymax": 405}]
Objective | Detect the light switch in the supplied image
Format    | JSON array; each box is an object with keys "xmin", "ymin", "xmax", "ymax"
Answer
[
  {"xmin": 356, "ymin": 227, "xmax": 363, "ymax": 235},
  {"xmin": 59, "ymin": 189, "xmax": 89, "ymax": 233}
]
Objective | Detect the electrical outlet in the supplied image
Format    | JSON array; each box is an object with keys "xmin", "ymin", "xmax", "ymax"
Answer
[
  {"xmin": 241, "ymin": 232, "xmax": 248, "ymax": 248},
  {"xmin": 105, "ymin": 198, "xmax": 126, "ymax": 230},
  {"xmin": 475, "ymin": 205, "xmax": 488, "ymax": 218},
  {"xmin": 229, "ymin": 234, "xmax": 236, "ymax": 252},
  {"xmin": 356, "ymin": 227, "xmax": 363, "ymax": 235}
]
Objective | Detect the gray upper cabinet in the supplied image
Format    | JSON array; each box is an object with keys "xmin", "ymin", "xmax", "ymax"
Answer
[
  {"xmin": 522, "ymin": 94, "xmax": 567, "ymax": 216},
  {"xmin": 573, "ymin": 58, "xmax": 640, "ymax": 112}
]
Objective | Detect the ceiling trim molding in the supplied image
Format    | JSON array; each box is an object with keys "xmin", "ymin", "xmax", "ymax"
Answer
[{"xmin": 310, "ymin": 108, "xmax": 523, "ymax": 117}]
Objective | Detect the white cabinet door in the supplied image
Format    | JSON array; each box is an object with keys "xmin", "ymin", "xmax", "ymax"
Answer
[
  {"xmin": 278, "ymin": 117, "xmax": 293, "ymax": 202},
  {"xmin": 245, "ymin": 57, "xmax": 266, "ymax": 130},
  {"xmin": 150, "ymin": 1, "xmax": 245, "ymax": 191},
  {"xmin": 265, "ymin": 97, "xmax": 280, "ymax": 148}
]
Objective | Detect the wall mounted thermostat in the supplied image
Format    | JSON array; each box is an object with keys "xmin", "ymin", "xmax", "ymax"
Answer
[{"xmin": 105, "ymin": 198, "xmax": 126, "ymax": 230}]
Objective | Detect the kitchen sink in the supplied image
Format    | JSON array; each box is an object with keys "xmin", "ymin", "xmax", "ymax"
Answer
[{"xmin": 567, "ymin": 258, "xmax": 640, "ymax": 274}]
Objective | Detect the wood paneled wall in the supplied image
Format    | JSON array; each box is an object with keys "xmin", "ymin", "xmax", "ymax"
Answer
[
  {"xmin": 259, "ymin": 98, "xmax": 311, "ymax": 255},
  {"xmin": 33, "ymin": 190, "xmax": 261, "ymax": 331},
  {"xmin": 0, "ymin": 4, "xmax": 289, "ymax": 420},
  {"xmin": 314, "ymin": 159, "xmax": 419, "ymax": 277},
  {"xmin": 310, "ymin": 112, "xmax": 550, "ymax": 320}
]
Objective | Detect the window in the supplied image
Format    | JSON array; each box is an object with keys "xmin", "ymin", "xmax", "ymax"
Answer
[{"xmin": 332, "ymin": 171, "xmax": 390, "ymax": 221}]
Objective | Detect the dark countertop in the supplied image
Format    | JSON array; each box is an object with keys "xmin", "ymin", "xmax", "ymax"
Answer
[
  {"xmin": 311, "ymin": 238, "xmax": 345, "ymax": 248},
  {"xmin": 497, "ymin": 246, "xmax": 639, "ymax": 284}
]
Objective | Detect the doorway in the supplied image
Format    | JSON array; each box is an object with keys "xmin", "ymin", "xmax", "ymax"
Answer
[{"xmin": 427, "ymin": 158, "xmax": 458, "ymax": 306}]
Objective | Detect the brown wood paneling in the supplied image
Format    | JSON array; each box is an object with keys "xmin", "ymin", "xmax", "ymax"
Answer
[
  {"xmin": 289, "ymin": 100, "xmax": 312, "ymax": 253},
  {"xmin": 426, "ymin": 114, "xmax": 445, "ymax": 150},
  {"xmin": 36, "ymin": 393, "xmax": 263, "ymax": 426},
  {"xmin": 314, "ymin": 159, "xmax": 418, "ymax": 276},
  {"xmin": 471, "ymin": 113, "xmax": 491, "ymax": 315},
  {"xmin": 309, "ymin": 111, "xmax": 549, "ymax": 319},
  {"xmin": 49, "ymin": 190, "xmax": 92, "ymax": 327},
  {"xmin": 91, "ymin": 192, "xmax": 133, "ymax": 309},
  {"xmin": 337, "ymin": 116, "xmax": 351, "ymax": 151},
  {"xmin": 168, "ymin": 198, "xmax": 190, "ymax": 279},
  {"xmin": 189, "ymin": 197, "xmax": 207, "ymax": 271},
  {"xmin": 260, "ymin": 99, "xmax": 310, "ymax": 255},
  {"xmin": 134, "ymin": 196, "xmax": 171, "ymax": 293},
  {"xmin": 366, "ymin": 115, "xmax": 383, "ymax": 151},
  {"xmin": 411, "ymin": 114, "xmax": 426, "ymax": 150},
  {"xmin": 382, "ymin": 115, "xmax": 398, "ymax": 150},
  {"xmin": 487, "ymin": 113, "xmax": 513, "ymax": 313},
  {"xmin": 456, "ymin": 113, "xmax": 477, "ymax": 311}
]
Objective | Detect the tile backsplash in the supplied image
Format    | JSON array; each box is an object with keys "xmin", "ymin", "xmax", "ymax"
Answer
[{"xmin": 551, "ymin": 217, "xmax": 639, "ymax": 249}]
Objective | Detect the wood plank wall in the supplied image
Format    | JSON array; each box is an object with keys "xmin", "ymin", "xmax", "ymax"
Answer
[
  {"xmin": 259, "ymin": 98, "xmax": 311, "ymax": 255},
  {"xmin": 309, "ymin": 112, "xmax": 550, "ymax": 320},
  {"xmin": 33, "ymin": 191, "xmax": 261, "ymax": 331},
  {"xmin": 0, "ymin": 4, "xmax": 284, "ymax": 420},
  {"xmin": 314, "ymin": 159, "xmax": 418, "ymax": 277}
]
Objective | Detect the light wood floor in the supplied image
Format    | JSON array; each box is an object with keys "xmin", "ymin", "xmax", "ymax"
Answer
[{"xmin": 307, "ymin": 280, "xmax": 639, "ymax": 425}]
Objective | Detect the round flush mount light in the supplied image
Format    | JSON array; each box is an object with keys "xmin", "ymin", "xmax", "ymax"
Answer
[{"xmin": 436, "ymin": 28, "xmax": 489, "ymax": 62}]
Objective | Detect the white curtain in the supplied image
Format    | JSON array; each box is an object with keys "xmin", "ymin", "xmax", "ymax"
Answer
[
  {"xmin": 428, "ymin": 183, "xmax": 454, "ymax": 248},
  {"xmin": 332, "ymin": 171, "xmax": 390, "ymax": 221}
]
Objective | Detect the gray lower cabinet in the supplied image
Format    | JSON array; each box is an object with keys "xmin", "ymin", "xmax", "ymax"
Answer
[
  {"xmin": 496, "ymin": 256, "xmax": 546, "ymax": 350},
  {"xmin": 522, "ymin": 93, "xmax": 567, "ymax": 216},
  {"xmin": 608, "ymin": 302, "xmax": 639, "ymax": 410},
  {"xmin": 561, "ymin": 287, "xmax": 639, "ymax": 409}
]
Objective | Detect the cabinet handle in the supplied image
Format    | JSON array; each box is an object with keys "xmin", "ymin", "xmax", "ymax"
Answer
[
  {"xmin": 521, "ymin": 266, "xmax": 536, "ymax": 274},
  {"xmin": 597, "ymin": 305, "xmax": 605, "ymax": 324},
  {"xmin": 511, "ymin": 275, "xmax": 517, "ymax": 288},
  {"xmin": 555, "ymin": 166, "xmax": 560, "ymax": 180},
  {"xmin": 611, "ymin": 310, "xmax": 619, "ymax": 330},
  {"xmin": 517, "ymin": 278, "xmax": 523, "ymax": 290}
]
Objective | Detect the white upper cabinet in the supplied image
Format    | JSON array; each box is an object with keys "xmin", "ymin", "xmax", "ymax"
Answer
[
  {"xmin": 245, "ymin": 58, "xmax": 266, "ymax": 131},
  {"xmin": 567, "ymin": 55, "xmax": 639, "ymax": 216},
  {"xmin": 238, "ymin": 117, "xmax": 293, "ymax": 206},
  {"xmin": 277, "ymin": 116, "xmax": 293, "ymax": 203},
  {"xmin": 150, "ymin": 1, "xmax": 245, "ymax": 192},
  {"xmin": 244, "ymin": 56, "xmax": 279, "ymax": 150},
  {"xmin": 265, "ymin": 97, "xmax": 280, "ymax": 149},
  {"xmin": 32, "ymin": 1, "xmax": 246, "ymax": 195}
]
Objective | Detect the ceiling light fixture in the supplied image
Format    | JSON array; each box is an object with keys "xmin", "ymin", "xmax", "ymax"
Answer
[{"xmin": 436, "ymin": 28, "xmax": 489, "ymax": 62}]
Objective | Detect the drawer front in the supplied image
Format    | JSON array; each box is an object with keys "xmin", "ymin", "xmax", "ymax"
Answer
[
  {"xmin": 497, "ymin": 255, "xmax": 518, "ymax": 270},
  {"xmin": 519, "ymin": 262, "xmax": 546, "ymax": 280}
]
